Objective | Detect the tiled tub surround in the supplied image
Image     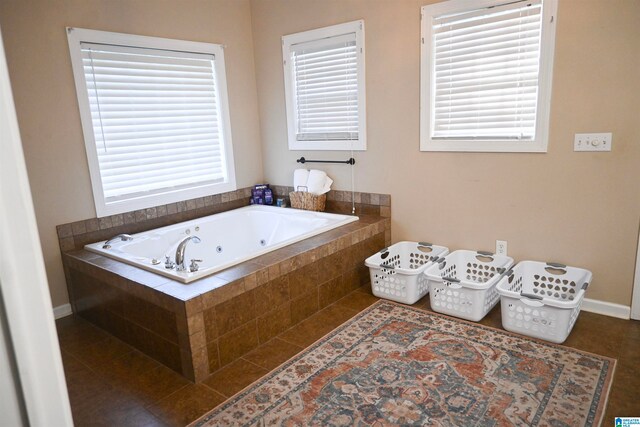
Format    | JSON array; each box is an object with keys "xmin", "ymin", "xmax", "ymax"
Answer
[
  {"xmin": 56, "ymin": 187, "xmax": 391, "ymax": 253},
  {"xmin": 270, "ymin": 185, "xmax": 391, "ymax": 218},
  {"xmin": 62, "ymin": 214, "xmax": 390, "ymax": 382},
  {"xmin": 57, "ymin": 187, "xmax": 255, "ymax": 253}
]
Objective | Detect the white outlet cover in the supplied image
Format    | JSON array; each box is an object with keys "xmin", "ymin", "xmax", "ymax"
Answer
[
  {"xmin": 574, "ymin": 133, "xmax": 612, "ymax": 152},
  {"xmin": 496, "ymin": 240, "xmax": 507, "ymax": 256}
]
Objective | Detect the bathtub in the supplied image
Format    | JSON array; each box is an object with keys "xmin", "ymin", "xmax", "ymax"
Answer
[{"xmin": 85, "ymin": 205, "xmax": 358, "ymax": 283}]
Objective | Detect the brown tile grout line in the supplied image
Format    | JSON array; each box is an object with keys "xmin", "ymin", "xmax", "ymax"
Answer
[
  {"xmin": 272, "ymin": 286, "xmax": 381, "ymax": 351},
  {"xmin": 183, "ymin": 293, "xmax": 367, "ymax": 402},
  {"xmin": 71, "ymin": 296, "xmax": 186, "ymax": 353},
  {"xmin": 61, "ymin": 333, "xmax": 137, "ymax": 370},
  {"xmin": 59, "ymin": 325, "xmax": 193, "ymax": 412},
  {"xmin": 198, "ymin": 358, "xmax": 266, "ymax": 398},
  {"xmin": 145, "ymin": 383, "xmax": 200, "ymax": 423},
  {"xmin": 60, "ymin": 347, "xmax": 134, "ymax": 409},
  {"xmin": 187, "ymin": 296, "xmax": 367, "ymax": 424},
  {"xmin": 60, "ymin": 348, "xmax": 97, "ymax": 372},
  {"xmin": 246, "ymin": 300, "xmax": 361, "ymax": 355},
  {"xmin": 237, "ymin": 339, "xmax": 297, "ymax": 370},
  {"xmin": 237, "ymin": 340, "xmax": 304, "ymax": 372},
  {"xmin": 146, "ymin": 382, "xmax": 225, "ymax": 423},
  {"xmin": 62, "ymin": 289, "xmax": 373, "ymax": 425},
  {"xmin": 61, "ymin": 288, "xmax": 381, "ymax": 421},
  {"xmin": 199, "ymin": 297, "xmax": 362, "ymax": 397},
  {"xmin": 60, "ymin": 347, "xmax": 148, "ymax": 398},
  {"xmin": 199, "ymin": 381, "xmax": 230, "ymax": 398},
  {"xmin": 64, "ymin": 340, "xmax": 148, "ymax": 379}
]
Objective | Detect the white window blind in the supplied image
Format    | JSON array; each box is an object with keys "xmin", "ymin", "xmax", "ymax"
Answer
[
  {"xmin": 291, "ymin": 34, "xmax": 359, "ymax": 142},
  {"xmin": 81, "ymin": 43, "xmax": 228, "ymax": 202},
  {"xmin": 431, "ymin": 0, "xmax": 543, "ymax": 140},
  {"xmin": 282, "ymin": 20, "xmax": 366, "ymax": 151}
]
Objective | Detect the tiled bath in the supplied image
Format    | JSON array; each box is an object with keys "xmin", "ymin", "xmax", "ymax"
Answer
[{"xmin": 58, "ymin": 188, "xmax": 391, "ymax": 382}]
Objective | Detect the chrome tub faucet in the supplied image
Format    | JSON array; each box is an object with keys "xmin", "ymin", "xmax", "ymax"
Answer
[{"xmin": 175, "ymin": 236, "xmax": 201, "ymax": 272}]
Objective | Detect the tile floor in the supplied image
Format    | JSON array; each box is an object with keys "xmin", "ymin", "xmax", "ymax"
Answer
[{"xmin": 57, "ymin": 286, "xmax": 640, "ymax": 426}]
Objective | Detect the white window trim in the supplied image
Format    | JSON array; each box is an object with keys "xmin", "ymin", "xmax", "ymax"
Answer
[
  {"xmin": 282, "ymin": 20, "xmax": 367, "ymax": 151},
  {"xmin": 420, "ymin": 0, "xmax": 558, "ymax": 153},
  {"xmin": 67, "ymin": 28, "xmax": 236, "ymax": 217}
]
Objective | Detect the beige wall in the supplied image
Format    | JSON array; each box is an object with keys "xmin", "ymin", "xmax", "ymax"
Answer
[
  {"xmin": 0, "ymin": 0, "xmax": 263, "ymax": 307},
  {"xmin": 250, "ymin": 0, "xmax": 640, "ymax": 305},
  {"xmin": 1, "ymin": 0, "xmax": 639, "ymax": 309}
]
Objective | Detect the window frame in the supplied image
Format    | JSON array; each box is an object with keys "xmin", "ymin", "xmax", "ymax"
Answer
[
  {"xmin": 66, "ymin": 27, "xmax": 236, "ymax": 217},
  {"xmin": 420, "ymin": 0, "xmax": 558, "ymax": 153},
  {"xmin": 282, "ymin": 20, "xmax": 367, "ymax": 151}
]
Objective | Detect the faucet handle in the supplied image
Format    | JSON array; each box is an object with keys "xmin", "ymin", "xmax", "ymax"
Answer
[
  {"xmin": 164, "ymin": 255, "xmax": 176, "ymax": 269},
  {"xmin": 189, "ymin": 259, "xmax": 203, "ymax": 272}
]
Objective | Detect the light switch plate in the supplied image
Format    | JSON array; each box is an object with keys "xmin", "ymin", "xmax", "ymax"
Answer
[{"xmin": 574, "ymin": 133, "xmax": 612, "ymax": 152}]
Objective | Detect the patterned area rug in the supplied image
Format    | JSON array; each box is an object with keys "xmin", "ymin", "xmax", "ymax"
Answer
[{"xmin": 192, "ymin": 301, "xmax": 615, "ymax": 427}]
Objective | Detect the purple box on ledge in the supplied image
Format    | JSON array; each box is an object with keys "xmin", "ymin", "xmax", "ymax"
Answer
[{"xmin": 251, "ymin": 184, "xmax": 273, "ymax": 205}]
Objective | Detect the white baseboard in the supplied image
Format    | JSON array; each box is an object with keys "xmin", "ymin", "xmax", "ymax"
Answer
[
  {"xmin": 581, "ymin": 298, "xmax": 630, "ymax": 320},
  {"xmin": 53, "ymin": 303, "xmax": 72, "ymax": 319}
]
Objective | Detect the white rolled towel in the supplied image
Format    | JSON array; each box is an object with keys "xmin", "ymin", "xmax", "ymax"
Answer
[
  {"xmin": 293, "ymin": 169, "xmax": 310, "ymax": 191},
  {"xmin": 307, "ymin": 169, "xmax": 328, "ymax": 195},
  {"xmin": 319, "ymin": 177, "xmax": 333, "ymax": 195}
]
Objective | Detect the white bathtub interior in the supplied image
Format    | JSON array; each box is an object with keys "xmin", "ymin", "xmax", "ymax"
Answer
[{"xmin": 85, "ymin": 205, "xmax": 358, "ymax": 283}]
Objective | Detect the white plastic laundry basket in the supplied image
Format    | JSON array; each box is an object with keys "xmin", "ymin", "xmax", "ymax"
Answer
[
  {"xmin": 365, "ymin": 241, "xmax": 449, "ymax": 304},
  {"xmin": 425, "ymin": 250, "xmax": 514, "ymax": 321},
  {"xmin": 496, "ymin": 261, "xmax": 592, "ymax": 343}
]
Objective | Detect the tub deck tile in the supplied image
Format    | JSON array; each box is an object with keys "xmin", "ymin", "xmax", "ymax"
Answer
[
  {"xmin": 200, "ymin": 278, "xmax": 245, "ymax": 309},
  {"xmin": 252, "ymin": 246, "xmax": 297, "ymax": 268},
  {"xmin": 155, "ymin": 275, "xmax": 227, "ymax": 302},
  {"xmin": 255, "ymin": 267, "xmax": 270, "ymax": 287},
  {"xmin": 214, "ymin": 261, "xmax": 264, "ymax": 283},
  {"xmin": 65, "ymin": 250, "xmax": 102, "ymax": 265},
  {"xmin": 83, "ymin": 255, "xmax": 172, "ymax": 289}
]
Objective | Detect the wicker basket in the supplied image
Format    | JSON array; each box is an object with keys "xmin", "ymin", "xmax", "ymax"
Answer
[{"xmin": 289, "ymin": 191, "xmax": 327, "ymax": 212}]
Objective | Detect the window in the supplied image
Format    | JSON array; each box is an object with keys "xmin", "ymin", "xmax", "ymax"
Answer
[
  {"xmin": 67, "ymin": 28, "xmax": 236, "ymax": 217},
  {"xmin": 420, "ymin": 0, "xmax": 557, "ymax": 152},
  {"xmin": 282, "ymin": 21, "xmax": 366, "ymax": 151}
]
